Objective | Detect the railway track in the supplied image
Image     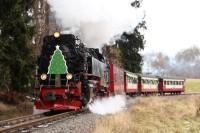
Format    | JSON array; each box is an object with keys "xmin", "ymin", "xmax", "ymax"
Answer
[
  {"xmin": 0, "ymin": 108, "xmax": 89, "ymax": 133},
  {"xmin": 132, "ymin": 92, "xmax": 200, "ymax": 98},
  {"xmin": 160, "ymin": 92, "xmax": 200, "ymax": 97},
  {"xmin": 0, "ymin": 113, "xmax": 45, "ymax": 128},
  {"xmin": 0, "ymin": 92, "xmax": 199, "ymax": 132}
]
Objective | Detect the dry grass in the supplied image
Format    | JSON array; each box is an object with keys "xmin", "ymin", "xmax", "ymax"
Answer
[
  {"xmin": 0, "ymin": 92, "xmax": 33, "ymax": 120},
  {"xmin": 185, "ymin": 79, "xmax": 200, "ymax": 92},
  {"xmin": 0, "ymin": 102, "xmax": 33, "ymax": 120},
  {"xmin": 94, "ymin": 96, "xmax": 200, "ymax": 133}
]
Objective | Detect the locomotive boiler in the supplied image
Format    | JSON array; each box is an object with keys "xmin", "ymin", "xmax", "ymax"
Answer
[{"xmin": 35, "ymin": 32, "xmax": 109, "ymax": 110}]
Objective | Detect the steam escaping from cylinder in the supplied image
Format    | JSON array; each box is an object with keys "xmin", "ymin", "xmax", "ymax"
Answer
[
  {"xmin": 33, "ymin": 106, "xmax": 49, "ymax": 115},
  {"xmin": 88, "ymin": 95, "xmax": 126, "ymax": 115},
  {"xmin": 47, "ymin": 0, "xmax": 144, "ymax": 48}
]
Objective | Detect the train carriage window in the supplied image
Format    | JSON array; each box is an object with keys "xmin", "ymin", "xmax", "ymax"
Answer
[
  {"xmin": 129, "ymin": 76, "xmax": 131, "ymax": 83},
  {"xmin": 130, "ymin": 77, "xmax": 133, "ymax": 84},
  {"xmin": 133, "ymin": 78, "xmax": 137, "ymax": 84},
  {"xmin": 167, "ymin": 81, "xmax": 170, "ymax": 85},
  {"xmin": 148, "ymin": 80, "xmax": 151, "ymax": 84},
  {"xmin": 142, "ymin": 79, "xmax": 145, "ymax": 83},
  {"xmin": 132, "ymin": 78, "xmax": 134, "ymax": 84},
  {"xmin": 126, "ymin": 75, "xmax": 129, "ymax": 82},
  {"xmin": 164, "ymin": 81, "xmax": 167, "ymax": 85},
  {"xmin": 131, "ymin": 77, "xmax": 134, "ymax": 84}
]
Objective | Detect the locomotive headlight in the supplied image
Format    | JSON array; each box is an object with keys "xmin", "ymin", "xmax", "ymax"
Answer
[
  {"xmin": 41, "ymin": 74, "xmax": 47, "ymax": 80},
  {"xmin": 54, "ymin": 32, "xmax": 60, "ymax": 38},
  {"xmin": 66, "ymin": 73, "xmax": 73, "ymax": 80}
]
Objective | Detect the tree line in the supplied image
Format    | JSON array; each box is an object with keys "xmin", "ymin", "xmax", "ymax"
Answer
[{"xmin": 144, "ymin": 46, "xmax": 200, "ymax": 78}]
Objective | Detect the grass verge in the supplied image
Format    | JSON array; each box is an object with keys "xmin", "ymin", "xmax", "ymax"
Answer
[
  {"xmin": 0, "ymin": 102, "xmax": 33, "ymax": 120},
  {"xmin": 94, "ymin": 96, "xmax": 200, "ymax": 133}
]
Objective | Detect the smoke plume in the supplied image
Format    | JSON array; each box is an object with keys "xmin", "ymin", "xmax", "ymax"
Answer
[
  {"xmin": 47, "ymin": 0, "xmax": 143, "ymax": 48},
  {"xmin": 88, "ymin": 95, "xmax": 126, "ymax": 115}
]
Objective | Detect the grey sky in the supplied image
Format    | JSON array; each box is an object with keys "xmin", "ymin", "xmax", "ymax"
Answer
[{"xmin": 142, "ymin": 0, "xmax": 200, "ymax": 55}]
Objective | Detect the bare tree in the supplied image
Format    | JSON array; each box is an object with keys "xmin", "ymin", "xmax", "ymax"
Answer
[
  {"xmin": 33, "ymin": 0, "xmax": 60, "ymax": 56},
  {"xmin": 144, "ymin": 46, "xmax": 200, "ymax": 78},
  {"xmin": 33, "ymin": 0, "xmax": 49, "ymax": 56},
  {"xmin": 173, "ymin": 46, "xmax": 200, "ymax": 78},
  {"xmin": 150, "ymin": 52, "xmax": 170, "ymax": 75},
  {"xmin": 175, "ymin": 46, "xmax": 200, "ymax": 63}
]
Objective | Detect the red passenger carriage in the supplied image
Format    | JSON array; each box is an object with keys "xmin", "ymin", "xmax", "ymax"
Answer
[
  {"xmin": 138, "ymin": 75, "xmax": 159, "ymax": 94},
  {"xmin": 109, "ymin": 63, "xmax": 124, "ymax": 95},
  {"xmin": 158, "ymin": 77, "xmax": 185, "ymax": 94},
  {"xmin": 124, "ymin": 71, "xmax": 138, "ymax": 95}
]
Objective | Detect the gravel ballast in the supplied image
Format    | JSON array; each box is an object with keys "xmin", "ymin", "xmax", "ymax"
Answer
[{"xmin": 33, "ymin": 113, "xmax": 101, "ymax": 133}]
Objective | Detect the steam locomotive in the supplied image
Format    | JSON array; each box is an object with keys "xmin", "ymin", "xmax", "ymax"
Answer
[{"xmin": 34, "ymin": 32, "xmax": 185, "ymax": 111}]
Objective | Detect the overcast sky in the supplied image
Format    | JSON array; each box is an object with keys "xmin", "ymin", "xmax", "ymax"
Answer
[{"xmin": 142, "ymin": 0, "xmax": 200, "ymax": 56}]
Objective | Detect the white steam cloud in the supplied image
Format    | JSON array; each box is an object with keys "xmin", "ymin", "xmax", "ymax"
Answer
[
  {"xmin": 88, "ymin": 95, "xmax": 126, "ymax": 115},
  {"xmin": 33, "ymin": 106, "xmax": 49, "ymax": 115},
  {"xmin": 47, "ymin": 0, "xmax": 143, "ymax": 48}
]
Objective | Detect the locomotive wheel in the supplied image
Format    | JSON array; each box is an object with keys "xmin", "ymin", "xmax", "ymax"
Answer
[{"xmin": 82, "ymin": 81, "xmax": 95, "ymax": 106}]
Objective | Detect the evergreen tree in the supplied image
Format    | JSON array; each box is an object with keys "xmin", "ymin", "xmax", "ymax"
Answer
[
  {"xmin": 103, "ymin": 0, "xmax": 146, "ymax": 73},
  {"xmin": 103, "ymin": 21, "xmax": 146, "ymax": 73},
  {"xmin": 0, "ymin": 0, "xmax": 35, "ymax": 92},
  {"xmin": 117, "ymin": 21, "xmax": 146, "ymax": 72}
]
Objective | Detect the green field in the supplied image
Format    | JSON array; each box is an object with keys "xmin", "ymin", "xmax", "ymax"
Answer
[{"xmin": 185, "ymin": 79, "xmax": 200, "ymax": 92}]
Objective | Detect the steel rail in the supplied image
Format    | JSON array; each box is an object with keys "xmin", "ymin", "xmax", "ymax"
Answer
[
  {"xmin": 0, "ymin": 113, "xmax": 45, "ymax": 128},
  {"xmin": 160, "ymin": 92, "xmax": 200, "ymax": 96},
  {"xmin": 0, "ymin": 108, "xmax": 88, "ymax": 133}
]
